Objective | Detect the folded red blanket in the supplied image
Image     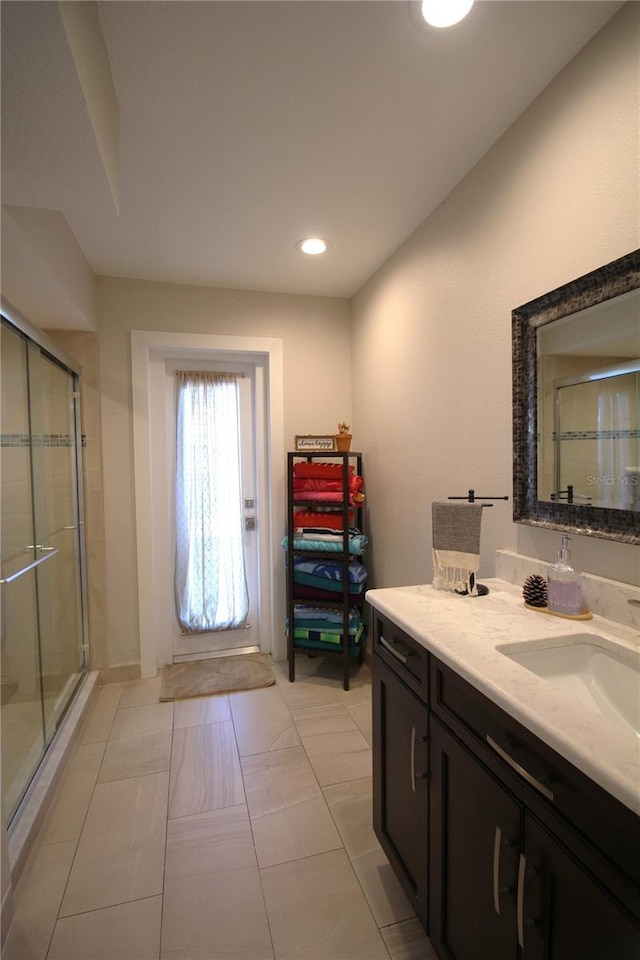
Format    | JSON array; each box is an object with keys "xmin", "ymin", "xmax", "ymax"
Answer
[
  {"xmin": 294, "ymin": 462, "xmax": 355, "ymax": 480},
  {"xmin": 293, "ymin": 475, "xmax": 364, "ymax": 495},
  {"xmin": 293, "ymin": 510, "xmax": 354, "ymax": 530}
]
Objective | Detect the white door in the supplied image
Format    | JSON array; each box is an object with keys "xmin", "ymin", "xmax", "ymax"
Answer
[{"xmin": 168, "ymin": 361, "xmax": 260, "ymax": 662}]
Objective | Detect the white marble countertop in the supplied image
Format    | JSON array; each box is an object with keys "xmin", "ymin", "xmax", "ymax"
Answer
[{"xmin": 366, "ymin": 579, "xmax": 640, "ymax": 817}]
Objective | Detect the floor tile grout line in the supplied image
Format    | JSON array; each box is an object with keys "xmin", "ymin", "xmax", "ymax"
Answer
[
  {"xmin": 229, "ymin": 683, "xmax": 278, "ymax": 959},
  {"xmin": 285, "ymin": 691, "xmax": 410, "ymax": 949},
  {"xmin": 53, "ymin": 678, "xmax": 164, "ymax": 958},
  {"xmin": 81, "ymin": 681, "xmax": 125, "ymax": 746},
  {"xmin": 227, "ymin": 674, "xmax": 378, "ymax": 953},
  {"xmin": 310, "ymin": 750, "xmax": 395, "ymax": 942},
  {"xmin": 277, "ymin": 688, "xmax": 393, "ymax": 949},
  {"xmin": 48, "ymin": 892, "xmax": 164, "ymax": 924},
  {"xmin": 44, "ymin": 683, "xmax": 125, "ymax": 959},
  {"xmin": 159, "ymin": 671, "xmax": 175, "ymax": 960}
]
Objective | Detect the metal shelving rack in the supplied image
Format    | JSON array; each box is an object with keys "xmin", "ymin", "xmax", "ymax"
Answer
[{"xmin": 286, "ymin": 450, "xmax": 365, "ymax": 691}]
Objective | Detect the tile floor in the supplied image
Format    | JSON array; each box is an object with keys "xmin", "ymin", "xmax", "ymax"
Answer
[{"xmin": 4, "ymin": 655, "xmax": 438, "ymax": 960}]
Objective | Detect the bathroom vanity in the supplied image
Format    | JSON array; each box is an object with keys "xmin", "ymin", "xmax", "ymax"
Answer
[{"xmin": 368, "ymin": 580, "xmax": 640, "ymax": 960}]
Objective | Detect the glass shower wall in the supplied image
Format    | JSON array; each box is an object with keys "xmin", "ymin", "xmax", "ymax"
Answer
[{"xmin": 1, "ymin": 317, "xmax": 87, "ymax": 826}]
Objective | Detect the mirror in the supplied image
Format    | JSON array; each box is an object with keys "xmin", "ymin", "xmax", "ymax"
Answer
[{"xmin": 512, "ymin": 249, "xmax": 640, "ymax": 545}]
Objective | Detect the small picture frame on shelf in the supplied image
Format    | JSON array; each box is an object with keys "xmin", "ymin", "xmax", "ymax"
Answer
[{"xmin": 294, "ymin": 434, "xmax": 336, "ymax": 452}]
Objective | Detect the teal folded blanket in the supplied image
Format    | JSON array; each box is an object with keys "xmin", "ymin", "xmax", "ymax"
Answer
[
  {"xmin": 282, "ymin": 534, "xmax": 367, "ymax": 556},
  {"xmin": 287, "ymin": 623, "xmax": 366, "ymax": 646},
  {"xmin": 287, "ymin": 608, "xmax": 363, "ymax": 635}
]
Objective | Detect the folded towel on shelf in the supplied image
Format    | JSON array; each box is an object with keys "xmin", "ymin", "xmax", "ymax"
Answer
[
  {"xmin": 292, "ymin": 583, "xmax": 359, "ymax": 603},
  {"xmin": 292, "ymin": 491, "xmax": 365, "ymax": 505},
  {"xmin": 281, "ymin": 533, "xmax": 368, "ymax": 555},
  {"xmin": 293, "ymin": 462, "xmax": 355, "ymax": 480},
  {"xmin": 295, "ymin": 528, "xmax": 360, "ymax": 540},
  {"xmin": 293, "ymin": 510, "xmax": 355, "ymax": 531},
  {"xmin": 291, "ymin": 557, "xmax": 368, "ymax": 594},
  {"xmin": 431, "ymin": 501, "xmax": 483, "ymax": 596},
  {"xmin": 293, "ymin": 602, "xmax": 358, "ymax": 620},
  {"xmin": 286, "ymin": 624, "xmax": 366, "ymax": 646}
]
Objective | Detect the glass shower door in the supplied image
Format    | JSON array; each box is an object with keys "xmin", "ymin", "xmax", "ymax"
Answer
[
  {"xmin": 28, "ymin": 341, "xmax": 86, "ymax": 741},
  {"xmin": 0, "ymin": 324, "xmax": 47, "ymax": 823},
  {"xmin": 1, "ymin": 319, "xmax": 87, "ymax": 825}
]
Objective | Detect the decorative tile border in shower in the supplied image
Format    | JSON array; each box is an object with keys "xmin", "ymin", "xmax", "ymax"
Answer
[
  {"xmin": 1, "ymin": 434, "xmax": 87, "ymax": 447},
  {"xmin": 552, "ymin": 429, "xmax": 640, "ymax": 441}
]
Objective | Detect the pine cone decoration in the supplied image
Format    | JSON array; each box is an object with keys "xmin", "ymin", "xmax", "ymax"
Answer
[{"xmin": 523, "ymin": 574, "xmax": 547, "ymax": 608}]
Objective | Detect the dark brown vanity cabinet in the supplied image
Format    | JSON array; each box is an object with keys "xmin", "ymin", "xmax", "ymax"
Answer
[
  {"xmin": 429, "ymin": 715, "xmax": 640, "ymax": 960},
  {"xmin": 371, "ymin": 609, "xmax": 640, "ymax": 960},
  {"xmin": 521, "ymin": 814, "xmax": 640, "ymax": 960},
  {"xmin": 429, "ymin": 716, "xmax": 519, "ymax": 960},
  {"xmin": 372, "ymin": 615, "xmax": 429, "ymax": 929}
]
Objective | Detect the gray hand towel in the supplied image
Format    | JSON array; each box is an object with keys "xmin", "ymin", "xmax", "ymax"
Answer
[{"xmin": 432, "ymin": 501, "xmax": 483, "ymax": 595}]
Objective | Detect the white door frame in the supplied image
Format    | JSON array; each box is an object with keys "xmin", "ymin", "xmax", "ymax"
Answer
[{"xmin": 131, "ymin": 330, "xmax": 284, "ymax": 678}]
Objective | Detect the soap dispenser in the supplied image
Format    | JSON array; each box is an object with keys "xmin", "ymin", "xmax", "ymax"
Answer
[{"xmin": 546, "ymin": 535, "xmax": 583, "ymax": 616}]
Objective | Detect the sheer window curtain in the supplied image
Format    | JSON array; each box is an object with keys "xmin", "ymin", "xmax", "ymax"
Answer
[
  {"xmin": 597, "ymin": 389, "xmax": 632, "ymax": 508},
  {"xmin": 174, "ymin": 372, "xmax": 249, "ymax": 634}
]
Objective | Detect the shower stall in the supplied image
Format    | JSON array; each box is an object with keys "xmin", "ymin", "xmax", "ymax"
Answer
[{"xmin": 1, "ymin": 310, "xmax": 88, "ymax": 831}]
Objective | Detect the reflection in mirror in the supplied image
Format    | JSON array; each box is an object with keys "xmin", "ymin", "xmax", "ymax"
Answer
[
  {"xmin": 537, "ymin": 289, "xmax": 640, "ymax": 511},
  {"xmin": 512, "ymin": 249, "xmax": 640, "ymax": 545}
]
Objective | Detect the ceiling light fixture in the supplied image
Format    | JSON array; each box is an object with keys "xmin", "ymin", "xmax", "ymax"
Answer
[
  {"xmin": 421, "ymin": 0, "xmax": 474, "ymax": 28},
  {"xmin": 298, "ymin": 238, "xmax": 328, "ymax": 256}
]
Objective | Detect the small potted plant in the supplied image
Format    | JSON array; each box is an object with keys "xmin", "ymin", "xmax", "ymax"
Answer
[{"xmin": 335, "ymin": 422, "xmax": 352, "ymax": 451}]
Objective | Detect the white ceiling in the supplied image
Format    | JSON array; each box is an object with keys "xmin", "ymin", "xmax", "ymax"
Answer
[{"xmin": 1, "ymin": 1, "xmax": 624, "ymax": 300}]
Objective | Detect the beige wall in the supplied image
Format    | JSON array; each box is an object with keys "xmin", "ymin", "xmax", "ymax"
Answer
[
  {"xmin": 97, "ymin": 277, "xmax": 351, "ymax": 667},
  {"xmin": 2, "ymin": 207, "xmax": 97, "ymax": 331},
  {"xmin": 351, "ymin": 3, "xmax": 639, "ymax": 590}
]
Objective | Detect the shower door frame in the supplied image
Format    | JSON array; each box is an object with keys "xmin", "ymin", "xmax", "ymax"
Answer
[{"xmin": 1, "ymin": 298, "xmax": 90, "ymax": 822}]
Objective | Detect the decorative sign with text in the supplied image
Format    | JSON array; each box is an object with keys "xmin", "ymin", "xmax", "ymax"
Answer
[{"xmin": 294, "ymin": 435, "xmax": 336, "ymax": 452}]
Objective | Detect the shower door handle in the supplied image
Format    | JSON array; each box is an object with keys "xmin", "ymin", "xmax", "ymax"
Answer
[{"xmin": 0, "ymin": 548, "xmax": 60, "ymax": 585}]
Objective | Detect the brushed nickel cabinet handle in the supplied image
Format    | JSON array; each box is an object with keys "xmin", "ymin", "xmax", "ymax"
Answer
[
  {"xmin": 493, "ymin": 828, "xmax": 516, "ymax": 914},
  {"xmin": 493, "ymin": 826, "xmax": 502, "ymax": 915},
  {"xmin": 410, "ymin": 726, "xmax": 416, "ymax": 793},
  {"xmin": 517, "ymin": 855, "xmax": 540, "ymax": 948},
  {"xmin": 379, "ymin": 634, "xmax": 409, "ymax": 665},
  {"xmin": 410, "ymin": 726, "xmax": 428, "ymax": 792},
  {"xmin": 517, "ymin": 853, "xmax": 527, "ymax": 949},
  {"xmin": 486, "ymin": 736, "xmax": 554, "ymax": 802}
]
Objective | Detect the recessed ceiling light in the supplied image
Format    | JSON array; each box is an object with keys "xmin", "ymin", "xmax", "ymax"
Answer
[
  {"xmin": 421, "ymin": 0, "xmax": 474, "ymax": 28},
  {"xmin": 298, "ymin": 238, "xmax": 329, "ymax": 256}
]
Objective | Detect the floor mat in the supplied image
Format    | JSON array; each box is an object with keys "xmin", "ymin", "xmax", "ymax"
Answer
[{"xmin": 160, "ymin": 653, "xmax": 275, "ymax": 700}]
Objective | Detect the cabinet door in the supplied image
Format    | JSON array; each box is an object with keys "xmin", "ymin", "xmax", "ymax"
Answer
[
  {"xmin": 429, "ymin": 717, "xmax": 520, "ymax": 960},
  {"xmin": 520, "ymin": 814, "xmax": 640, "ymax": 960},
  {"xmin": 373, "ymin": 655, "xmax": 429, "ymax": 929}
]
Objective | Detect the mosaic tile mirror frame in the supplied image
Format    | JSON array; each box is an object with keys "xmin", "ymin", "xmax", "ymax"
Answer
[{"xmin": 512, "ymin": 248, "xmax": 640, "ymax": 546}]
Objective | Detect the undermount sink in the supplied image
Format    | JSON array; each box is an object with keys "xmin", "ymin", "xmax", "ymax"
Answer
[{"xmin": 497, "ymin": 634, "xmax": 640, "ymax": 738}]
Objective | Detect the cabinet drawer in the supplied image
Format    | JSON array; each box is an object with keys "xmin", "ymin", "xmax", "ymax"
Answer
[{"xmin": 373, "ymin": 613, "xmax": 429, "ymax": 703}]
